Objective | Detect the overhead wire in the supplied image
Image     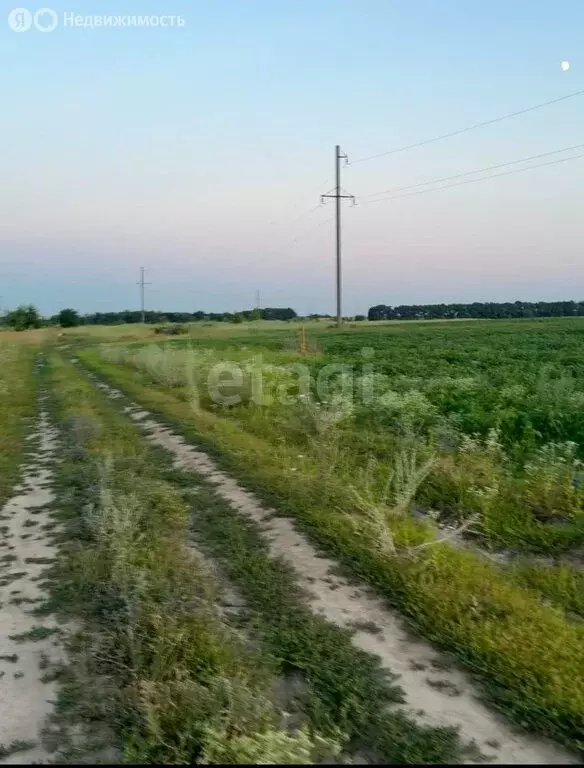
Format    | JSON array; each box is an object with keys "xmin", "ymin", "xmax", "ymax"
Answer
[
  {"xmin": 358, "ymin": 151, "xmax": 584, "ymax": 205},
  {"xmin": 284, "ymin": 202, "xmax": 325, "ymax": 228},
  {"xmin": 360, "ymin": 141, "xmax": 584, "ymax": 200},
  {"xmin": 276, "ymin": 212, "xmax": 335, "ymax": 252},
  {"xmin": 261, "ymin": 90, "xmax": 584, "ymax": 267},
  {"xmin": 350, "ymin": 88, "xmax": 584, "ymax": 165},
  {"xmin": 268, "ymin": 178, "xmax": 332, "ymax": 230}
]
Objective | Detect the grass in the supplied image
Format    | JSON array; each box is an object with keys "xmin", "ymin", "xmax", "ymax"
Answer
[
  {"xmin": 9, "ymin": 626, "xmax": 58, "ymax": 643},
  {"xmin": 43, "ymin": 352, "xmax": 469, "ymax": 764},
  {"xmin": 39, "ymin": 354, "xmax": 356, "ymax": 764},
  {"xmin": 59, "ymin": 319, "xmax": 327, "ymax": 346},
  {"xmin": 0, "ymin": 572, "xmax": 28, "ymax": 587},
  {"xmin": 425, "ymin": 679, "xmax": 462, "ymax": 697},
  {"xmin": 163, "ymin": 462, "xmax": 464, "ymax": 763},
  {"xmin": 79, "ymin": 323, "xmax": 584, "ymax": 754},
  {"xmin": 9, "ymin": 596, "xmax": 38, "ymax": 606},
  {"xmin": 0, "ymin": 340, "xmax": 38, "ymax": 508},
  {"xmin": 0, "ymin": 739, "xmax": 37, "ymax": 758},
  {"xmin": 508, "ymin": 561, "xmax": 584, "ymax": 620}
]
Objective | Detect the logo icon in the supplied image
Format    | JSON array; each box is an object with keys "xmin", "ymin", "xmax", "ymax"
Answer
[
  {"xmin": 8, "ymin": 8, "xmax": 32, "ymax": 31},
  {"xmin": 33, "ymin": 7, "xmax": 58, "ymax": 31},
  {"xmin": 8, "ymin": 7, "xmax": 58, "ymax": 32}
]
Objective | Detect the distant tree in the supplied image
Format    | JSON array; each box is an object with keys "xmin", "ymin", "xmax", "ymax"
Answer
[
  {"xmin": 231, "ymin": 313, "xmax": 244, "ymax": 324},
  {"xmin": 368, "ymin": 305, "xmax": 391, "ymax": 321},
  {"xmin": 354, "ymin": 314, "xmax": 366, "ymax": 321},
  {"xmin": 57, "ymin": 308, "xmax": 81, "ymax": 328},
  {"xmin": 76, "ymin": 306, "xmax": 300, "ymax": 326},
  {"xmin": 6, "ymin": 305, "xmax": 42, "ymax": 331},
  {"xmin": 261, "ymin": 307, "xmax": 297, "ymax": 321},
  {"xmin": 367, "ymin": 300, "xmax": 584, "ymax": 322}
]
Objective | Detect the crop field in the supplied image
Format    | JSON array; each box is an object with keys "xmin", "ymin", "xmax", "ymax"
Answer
[
  {"xmin": 86, "ymin": 317, "xmax": 584, "ymax": 560},
  {"xmin": 1, "ymin": 318, "xmax": 584, "ymax": 763}
]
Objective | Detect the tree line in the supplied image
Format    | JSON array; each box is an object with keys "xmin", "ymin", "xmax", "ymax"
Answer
[
  {"xmin": 367, "ymin": 300, "xmax": 584, "ymax": 321},
  {"xmin": 5, "ymin": 300, "xmax": 584, "ymax": 331},
  {"xmin": 83, "ymin": 307, "xmax": 298, "ymax": 325},
  {"xmin": 0, "ymin": 305, "xmax": 299, "ymax": 330}
]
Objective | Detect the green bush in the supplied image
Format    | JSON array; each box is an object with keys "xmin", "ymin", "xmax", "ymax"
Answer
[
  {"xmin": 6, "ymin": 304, "xmax": 42, "ymax": 331},
  {"xmin": 154, "ymin": 324, "xmax": 188, "ymax": 336}
]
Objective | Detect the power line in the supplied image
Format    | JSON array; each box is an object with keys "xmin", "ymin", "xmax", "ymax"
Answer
[
  {"xmin": 350, "ymin": 87, "xmax": 584, "ymax": 165},
  {"xmin": 358, "ymin": 151, "xmax": 584, "ymax": 205},
  {"xmin": 268, "ymin": 180, "xmax": 332, "ymax": 231},
  {"xmin": 262, "ymin": 211, "xmax": 336, "ymax": 277},
  {"xmin": 251, "ymin": 193, "xmax": 334, "ymax": 290},
  {"xmin": 285, "ymin": 202, "xmax": 325, "ymax": 229},
  {"xmin": 361, "ymin": 141, "xmax": 584, "ymax": 201},
  {"xmin": 279, "ymin": 211, "xmax": 335, "ymax": 251}
]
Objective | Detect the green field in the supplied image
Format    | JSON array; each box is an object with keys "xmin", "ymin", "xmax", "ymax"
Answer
[
  {"xmin": 3, "ymin": 318, "xmax": 583, "ymax": 760},
  {"xmin": 89, "ymin": 317, "xmax": 584, "ymax": 555},
  {"xmin": 78, "ymin": 316, "xmax": 584, "ymax": 752}
]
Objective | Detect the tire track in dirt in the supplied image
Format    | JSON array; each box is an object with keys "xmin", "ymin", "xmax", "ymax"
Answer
[
  {"xmin": 0, "ymin": 394, "xmax": 65, "ymax": 765},
  {"xmin": 86, "ymin": 373, "xmax": 578, "ymax": 766}
]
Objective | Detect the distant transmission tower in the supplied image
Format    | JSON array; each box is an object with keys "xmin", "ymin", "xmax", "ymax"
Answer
[
  {"xmin": 321, "ymin": 146, "xmax": 355, "ymax": 327},
  {"xmin": 137, "ymin": 267, "xmax": 152, "ymax": 324}
]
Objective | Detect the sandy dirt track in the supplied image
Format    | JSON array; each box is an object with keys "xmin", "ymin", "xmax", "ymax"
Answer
[{"xmin": 0, "ymin": 399, "xmax": 65, "ymax": 765}]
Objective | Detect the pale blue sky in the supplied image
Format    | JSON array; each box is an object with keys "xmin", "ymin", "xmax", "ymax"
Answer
[{"xmin": 1, "ymin": 0, "xmax": 583, "ymax": 315}]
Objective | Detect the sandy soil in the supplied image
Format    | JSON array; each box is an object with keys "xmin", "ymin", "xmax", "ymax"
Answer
[
  {"xmin": 0, "ymin": 400, "xmax": 65, "ymax": 765},
  {"xmin": 87, "ymin": 375, "xmax": 579, "ymax": 765}
]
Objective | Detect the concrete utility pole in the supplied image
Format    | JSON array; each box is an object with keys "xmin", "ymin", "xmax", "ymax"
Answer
[
  {"xmin": 137, "ymin": 267, "xmax": 152, "ymax": 324},
  {"xmin": 321, "ymin": 146, "xmax": 355, "ymax": 327}
]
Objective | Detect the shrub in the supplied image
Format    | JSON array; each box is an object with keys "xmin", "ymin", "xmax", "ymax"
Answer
[
  {"xmin": 58, "ymin": 308, "xmax": 81, "ymax": 328},
  {"xmin": 154, "ymin": 324, "xmax": 188, "ymax": 336},
  {"xmin": 6, "ymin": 304, "xmax": 42, "ymax": 331}
]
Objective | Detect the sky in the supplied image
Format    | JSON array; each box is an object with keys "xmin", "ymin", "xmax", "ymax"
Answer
[{"xmin": 1, "ymin": 0, "xmax": 584, "ymax": 316}]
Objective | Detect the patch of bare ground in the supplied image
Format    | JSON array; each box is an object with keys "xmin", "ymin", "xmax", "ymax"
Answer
[{"xmin": 0, "ymin": 400, "xmax": 65, "ymax": 765}]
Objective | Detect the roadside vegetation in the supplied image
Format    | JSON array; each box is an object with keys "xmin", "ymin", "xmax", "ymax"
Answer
[
  {"xmin": 0, "ymin": 339, "xmax": 39, "ymax": 506},
  {"xmin": 44, "ymin": 354, "xmax": 465, "ymax": 764},
  {"xmin": 78, "ymin": 317, "xmax": 584, "ymax": 754},
  {"xmin": 44, "ymin": 354, "xmax": 343, "ymax": 763}
]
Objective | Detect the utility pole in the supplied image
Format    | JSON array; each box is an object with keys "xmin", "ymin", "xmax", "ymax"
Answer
[
  {"xmin": 321, "ymin": 146, "xmax": 355, "ymax": 327},
  {"xmin": 137, "ymin": 267, "xmax": 152, "ymax": 324},
  {"xmin": 255, "ymin": 289, "xmax": 261, "ymax": 309}
]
